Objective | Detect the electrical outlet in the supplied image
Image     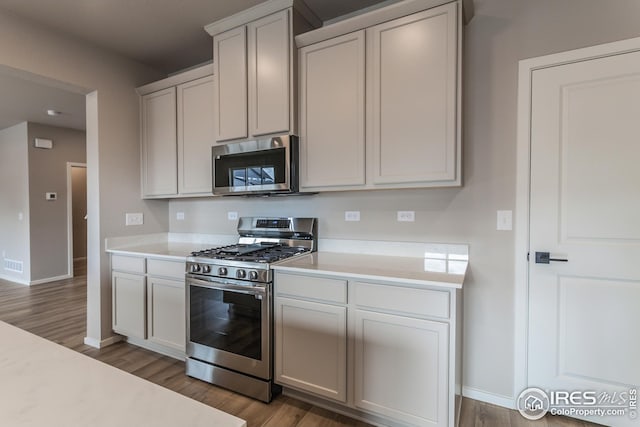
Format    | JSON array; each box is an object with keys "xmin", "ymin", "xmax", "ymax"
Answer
[
  {"xmin": 345, "ymin": 211, "xmax": 360, "ymax": 221},
  {"xmin": 176, "ymin": 212, "xmax": 185, "ymax": 221},
  {"xmin": 228, "ymin": 211, "xmax": 238, "ymax": 221},
  {"xmin": 125, "ymin": 213, "xmax": 144, "ymax": 226},
  {"xmin": 397, "ymin": 211, "xmax": 415, "ymax": 222},
  {"xmin": 497, "ymin": 210, "xmax": 513, "ymax": 231}
]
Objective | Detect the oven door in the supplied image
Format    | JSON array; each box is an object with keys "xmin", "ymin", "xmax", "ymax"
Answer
[{"xmin": 186, "ymin": 276, "xmax": 271, "ymax": 380}]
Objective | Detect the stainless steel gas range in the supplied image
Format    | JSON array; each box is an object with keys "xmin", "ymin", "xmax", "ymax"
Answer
[{"xmin": 185, "ymin": 217, "xmax": 317, "ymax": 402}]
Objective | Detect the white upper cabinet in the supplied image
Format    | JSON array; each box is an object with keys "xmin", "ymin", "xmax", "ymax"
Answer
[
  {"xmin": 138, "ymin": 64, "xmax": 215, "ymax": 199},
  {"xmin": 206, "ymin": 0, "xmax": 319, "ymax": 143},
  {"xmin": 177, "ymin": 76, "xmax": 215, "ymax": 195},
  {"xmin": 248, "ymin": 10, "xmax": 291, "ymax": 137},
  {"xmin": 213, "ymin": 10, "xmax": 290, "ymax": 142},
  {"xmin": 369, "ymin": 5, "xmax": 458, "ymax": 185},
  {"xmin": 299, "ymin": 31, "xmax": 366, "ymax": 189},
  {"xmin": 214, "ymin": 26, "xmax": 248, "ymax": 141},
  {"xmin": 297, "ymin": 0, "xmax": 462, "ymax": 191},
  {"xmin": 141, "ymin": 87, "xmax": 177, "ymax": 197}
]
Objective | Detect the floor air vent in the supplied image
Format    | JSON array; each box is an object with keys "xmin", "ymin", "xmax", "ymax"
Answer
[{"xmin": 4, "ymin": 259, "xmax": 23, "ymax": 273}]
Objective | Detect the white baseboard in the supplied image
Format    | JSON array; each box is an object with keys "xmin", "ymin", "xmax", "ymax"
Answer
[
  {"xmin": 83, "ymin": 335, "xmax": 123, "ymax": 349},
  {"xmin": 0, "ymin": 273, "xmax": 29, "ymax": 286},
  {"xmin": 30, "ymin": 274, "xmax": 72, "ymax": 286},
  {"xmin": 462, "ymin": 386, "xmax": 515, "ymax": 409}
]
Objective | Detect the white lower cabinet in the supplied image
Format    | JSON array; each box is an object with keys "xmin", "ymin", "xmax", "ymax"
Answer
[
  {"xmin": 147, "ymin": 277, "xmax": 185, "ymax": 352},
  {"xmin": 112, "ymin": 271, "xmax": 146, "ymax": 338},
  {"xmin": 275, "ymin": 297, "xmax": 347, "ymax": 402},
  {"xmin": 274, "ymin": 270, "xmax": 461, "ymax": 427},
  {"xmin": 354, "ymin": 310, "xmax": 449, "ymax": 427},
  {"xmin": 111, "ymin": 254, "xmax": 186, "ymax": 359}
]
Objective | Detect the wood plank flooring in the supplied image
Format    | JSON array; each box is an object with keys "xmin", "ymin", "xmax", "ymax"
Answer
[{"xmin": 0, "ymin": 262, "xmax": 600, "ymax": 427}]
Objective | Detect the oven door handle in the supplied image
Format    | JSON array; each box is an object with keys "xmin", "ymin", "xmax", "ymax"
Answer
[{"xmin": 187, "ymin": 277, "xmax": 266, "ymax": 297}]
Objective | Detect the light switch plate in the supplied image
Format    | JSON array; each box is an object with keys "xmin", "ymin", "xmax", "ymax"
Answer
[
  {"xmin": 125, "ymin": 213, "xmax": 143, "ymax": 226},
  {"xmin": 497, "ymin": 210, "xmax": 512, "ymax": 231},
  {"xmin": 345, "ymin": 211, "xmax": 360, "ymax": 221},
  {"xmin": 176, "ymin": 212, "xmax": 185, "ymax": 221},
  {"xmin": 228, "ymin": 211, "xmax": 238, "ymax": 221}
]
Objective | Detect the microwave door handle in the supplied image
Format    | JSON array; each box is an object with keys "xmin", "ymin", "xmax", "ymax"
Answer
[{"xmin": 187, "ymin": 277, "xmax": 266, "ymax": 297}]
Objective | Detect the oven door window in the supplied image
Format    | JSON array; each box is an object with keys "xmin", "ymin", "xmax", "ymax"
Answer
[{"xmin": 189, "ymin": 285, "xmax": 262, "ymax": 361}]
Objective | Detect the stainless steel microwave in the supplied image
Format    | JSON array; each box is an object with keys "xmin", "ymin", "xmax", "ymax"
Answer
[{"xmin": 211, "ymin": 135, "xmax": 299, "ymax": 196}]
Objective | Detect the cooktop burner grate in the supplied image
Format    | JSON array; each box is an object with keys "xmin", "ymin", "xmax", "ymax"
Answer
[{"xmin": 190, "ymin": 244, "xmax": 309, "ymax": 263}]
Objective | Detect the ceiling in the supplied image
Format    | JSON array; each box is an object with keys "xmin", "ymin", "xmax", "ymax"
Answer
[
  {"xmin": 0, "ymin": 70, "xmax": 86, "ymax": 131},
  {"xmin": 0, "ymin": 0, "xmax": 391, "ymax": 74},
  {"xmin": 0, "ymin": 0, "xmax": 391, "ymax": 132}
]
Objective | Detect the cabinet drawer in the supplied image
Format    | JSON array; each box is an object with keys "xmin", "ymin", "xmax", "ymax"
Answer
[
  {"xmin": 111, "ymin": 255, "xmax": 145, "ymax": 274},
  {"xmin": 147, "ymin": 259, "xmax": 185, "ymax": 280},
  {"xmin": 275, "ymin": 272, "xmax": 347, "ymax": 304},
  {"xmin": 353, "ymin": 282, "xmax": 450, "ymax": 319}
]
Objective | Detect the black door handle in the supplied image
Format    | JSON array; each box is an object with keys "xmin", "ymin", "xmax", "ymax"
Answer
[{"xmin": 535, "ymin": 252, "xmax": 568, "ymax": 264}]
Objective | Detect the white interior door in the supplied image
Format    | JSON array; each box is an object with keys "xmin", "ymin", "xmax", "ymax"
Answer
[{"xmin": 528, "ymin": 49, "xmax": 640, "ymax": 426}]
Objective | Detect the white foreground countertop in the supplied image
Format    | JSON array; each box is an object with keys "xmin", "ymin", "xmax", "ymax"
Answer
[
  {"xmin": 0, "ymin": 321, "xmax": 246, "ymax": 427},
  {"xmin": 272, "ymin": 251, "xmax": 467, "ymax": 289}
]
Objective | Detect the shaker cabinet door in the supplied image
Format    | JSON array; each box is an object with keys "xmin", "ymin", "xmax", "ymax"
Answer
[
  {"xmin": 354, "ymin": 309, "xmax": 449, "ymax": 427},
  {"xmin": 248, "ymin": 10, "xmax": 291, "ymax": 137},
  {"xmin": 112, "ymin": 271, "xmax": 146, "ymax": 339},
  {"xmin": 147, "ymin": 277, "xmax": 185, "ymax": 351},
  {"xmin": 299, "ymin": 31, "xmax": 366, "ymax": 189},
  {"xmin": 177, "ymin": 76, "xmax": 215, "ymax": 195},
  {"xmin": 214, "ymin": 26, "xmax": 248, "ymax": 141},
  {"xmin": 275, "ymin": 297, "xmax": 347, "ymax": 402},
  {"xmin": 368, "ymin": 2, "xmax": 459, "ymax": 185},
  {"xmin": 141, "ymin": 87, "xmax": 177, "ymax": 197}
]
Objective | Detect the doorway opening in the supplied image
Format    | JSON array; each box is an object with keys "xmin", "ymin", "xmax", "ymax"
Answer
[{"xmin": 67, "ymin": 162, "xmax": 87, "ymax": 278}]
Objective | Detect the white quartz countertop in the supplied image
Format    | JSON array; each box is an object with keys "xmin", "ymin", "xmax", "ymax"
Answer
[
  {"xmin": 106, "ymin": 242, "xmax": 211, "ymax": 261},
  {"xmin": 272, "ymin": 252, "xmax": 467, "ymax": 289},
  {"xmin": 0, "ymin": 321, "xmax": 246, "ymax": 427}
]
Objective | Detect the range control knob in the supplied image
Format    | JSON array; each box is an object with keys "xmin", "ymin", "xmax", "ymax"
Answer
[
  {"xmin": 201, "ymin": 265, "xmax": 211, "ymax": 274},
  {"xmin": 218, "ymin": 267, "xmax": 228, "ymax": 276},
  {"xmin": 190, "ymin": 264, "xmax": 201, "ymax": 273},
  {"xmin": 249, "ymin": 271, "xmax": 259, "ymax": 281},
  {"xmin": 236, "ymin": 269, "xmax": 247, "ymax": 279}
]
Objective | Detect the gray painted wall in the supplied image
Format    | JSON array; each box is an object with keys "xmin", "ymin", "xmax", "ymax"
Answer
[
  {"xmin": 0, "ymin": 123, "xmax": 31, "ymax": 284},
  {"xmin": 0, "ymin": 11, "xmax": 165, "ymax": 342},
  {"xmin": 27, "ymin": 123, "xmax": 86, "ymax": 281},
  {"xmin": 169, "ymin": 0, "xmax": 640, "ymax": 401}
]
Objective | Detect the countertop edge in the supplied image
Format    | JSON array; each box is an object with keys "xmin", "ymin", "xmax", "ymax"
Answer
[
  {"xmin": 273, "ymin": 264, "xmax": 464, "ymax": 289},
  {"xmin": 106, "ymin": 247, "xmax": 188, "ymax": 262},
  {"xmin": 272, "ymin": 252, "xmax": 466, "ymax": 290}
]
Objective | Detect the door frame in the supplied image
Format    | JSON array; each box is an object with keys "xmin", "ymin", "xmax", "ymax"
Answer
[
  {"xmin": 513, "ymin": 36, "xmax": 640, "ymax": 406},
  {"xmin": 66, "ymin": 162, "xmax": 87, "ymax": 277}
]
